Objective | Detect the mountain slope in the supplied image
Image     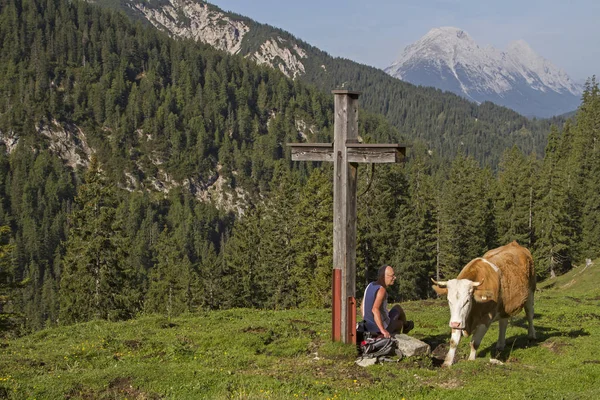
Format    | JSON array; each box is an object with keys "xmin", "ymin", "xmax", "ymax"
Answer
[
  {"xmin": 93, "ymin": 0, "xmax": 563, "ymax": 166},
  {"xmin": 385, "ymin": 27, "xmax": 582, "ymax": 118}
]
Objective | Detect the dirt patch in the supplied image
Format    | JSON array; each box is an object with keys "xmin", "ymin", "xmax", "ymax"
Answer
[
  {"xmin": 566, "ymin": 296, "xmax": 582, "ymax": 303},
  {"xmin": 242, "ymin": 326, "xmax": 268, "ymax": 333},
  {"xmin": 541, "ymin": 339, "xmax": 570, "ymax": 354},
  {"xmin": 142, "ymin": 350, "xmax": 166, "ymax": 359},
  {"xmin": 16, "ymin": 358, "xmax": 46, "ymax": 368},
  {"xmin": 124, "ymin": 339, "xmax": 143, "ymax": 350},
  {"xmin": 65, "ymin": 383, "xmax": 94, "ymax": 399},
  {"xmin": 431, "ymin": 343, "xmax": 449, "ymax": 360},
  {"xmin": 582, "ymin": 360, "xmax": 600, "ymax": 364},
  {"xmin": 578, "ymin": 313, "xmax": 600, "ymax": 320},
  {"xmin": 437, "ymin": 378, "xmax": 463, "ymax": 389},
  {"xmin": 301, "ymin": 328, "xmax": 317, "ymax": 337},
  {"xmin": 289, "ymin": 319, "xmax": 311, "ymax": 325},
  {"xmin": 66, "ymin": 377, "xmax": 161, "ymax": 399},
  {"xmin": 97, "ymin": 377, "xmax": 162, "ymax": 400}
]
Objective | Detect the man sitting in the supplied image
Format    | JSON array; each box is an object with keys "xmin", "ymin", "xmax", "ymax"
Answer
[{"xmin": 361, "ymin": 265, "xmax": 414, "ymax": 338}]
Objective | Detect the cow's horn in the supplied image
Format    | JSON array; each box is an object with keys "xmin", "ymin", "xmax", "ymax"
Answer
[
  {"xmin": 471, "ymin": 279, "xmax": 484, "ymax": 287},
  {"xmin": 431, "ymin": 278, "xmax": 448, "ymax": 287}
]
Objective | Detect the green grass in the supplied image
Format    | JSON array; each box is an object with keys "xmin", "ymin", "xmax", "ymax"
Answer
[{"xmin": 1, "ymin": 263, "xmax": 600, "ymax": 399}]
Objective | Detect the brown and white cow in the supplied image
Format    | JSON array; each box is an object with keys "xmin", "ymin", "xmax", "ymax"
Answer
[{"xmin": 432, "ymin": 241, "xmax": 536, "ymax": 366}]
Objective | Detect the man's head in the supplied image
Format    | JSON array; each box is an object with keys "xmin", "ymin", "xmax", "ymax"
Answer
[{"xmin": 378, "ymin": 265, "xmax": 396, "ymax": 288}]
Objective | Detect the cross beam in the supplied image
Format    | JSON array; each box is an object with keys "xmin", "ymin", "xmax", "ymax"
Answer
[{"xmin": 287, "ymin": 90, "xmax": 409, "ymax": 344}]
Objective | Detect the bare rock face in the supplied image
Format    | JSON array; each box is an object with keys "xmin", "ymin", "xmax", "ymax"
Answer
[
  {"xmin": 132, "ymin": 0, "xmax": 250, "ymax": 55},
  {"xmin": 0, "ymin": 130, "xmax": 19, "ymax": 154},
  {"xmin": 250, "ymin": 37, "xmax": 307, "ymax": 78},
  {"xmin": 37, "ymin": 120, "xmax": 92, "ymax": 169},
  {"xmin": 129, "ymin": 0, "xmax": 307, "ymax": 78}
]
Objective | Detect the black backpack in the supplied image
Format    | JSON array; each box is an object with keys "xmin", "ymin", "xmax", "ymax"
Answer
[
  {"xmin": 356, "ymin": 320, "xmax": 396, "ymax": 358},
  {"xmin": 359, "ymin": 336, "xmax": 396, "ymax": 358}
]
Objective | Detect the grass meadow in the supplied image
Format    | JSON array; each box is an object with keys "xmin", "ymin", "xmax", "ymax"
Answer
[{"xmin": 1, "ymin": 261, "xmax": 599, "ymax": 399}]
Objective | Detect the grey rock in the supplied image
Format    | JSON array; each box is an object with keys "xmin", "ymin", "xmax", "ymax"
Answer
[
  {"xmin": 392, "ymin": 334, "xmax": 431, "ymax": 357},
  {"xmin": 355, "ymin": 357, "xmax": 378, "ymax": 367}
]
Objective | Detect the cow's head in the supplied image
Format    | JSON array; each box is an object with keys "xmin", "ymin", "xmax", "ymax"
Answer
[{"xmin": 431, "ymin": 278, "xmax": 484, "ymax": 330}]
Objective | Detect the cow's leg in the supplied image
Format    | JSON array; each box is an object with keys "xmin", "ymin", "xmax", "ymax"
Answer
[
  {"xmin": 525, "ymin": 290, "xmax": 537, "ymax": 340},
  {"xmin": 443, "ymin": 328, "xmax": 463, "ymax": 367},
  {"xmin": 496, "ymin": 318, "xmax": 508, "ymax": 352},
  {"xmin": 469, "ymin": 324, "xmax": 489, "ymax": 360}
]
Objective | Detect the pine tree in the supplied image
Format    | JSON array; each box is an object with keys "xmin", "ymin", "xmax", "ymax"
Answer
[
  {"xmin": 145, "ymin": 226, "xmax": 194, "ymax": 318},
  {"xmin": 575, "ymin": 78, "xmax": 600, "ymax": 258},
  {"xmin": 59, "ymin": 157, "xmax": 130, "ymax": 324},
  {"xmin": 437, "ymin": 155, "xmax": 491, "ymax": 277},
  {"xmin": 398, "ymin": 147, "xmax": 438, "ymax": 298},
  {"xmin": 221, "ymin": 205, "xmax": 264, "ymax": 308},
  {"xmin": 292, "ymin": 167, "xmax": 333, "ymax": 307},
  {"xmin": 533, "ymin": 127, "xmax": 574, "ymax": 278},
  {"xmin": 0, "ymin": 225, "xmax": 25, "ymax": 335},
  {"xmin": 259, "ymin": 162, "xmax": 300, "ymax": 308}
]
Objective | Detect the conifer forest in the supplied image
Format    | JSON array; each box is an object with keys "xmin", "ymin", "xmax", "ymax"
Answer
[{"xmin": 0, "ymin": 0, "xmax": 599, "ymax": 335}]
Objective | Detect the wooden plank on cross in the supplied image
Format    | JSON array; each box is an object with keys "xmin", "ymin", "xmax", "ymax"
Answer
[{"xmin": 287, "ymin": 90, "xmax": 410, "ymax": 344}]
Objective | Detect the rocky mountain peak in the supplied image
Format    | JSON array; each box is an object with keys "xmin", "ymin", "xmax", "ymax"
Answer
[{"xmin": 385, "ymin": 27, "xmax": 582, "ymax": 117}]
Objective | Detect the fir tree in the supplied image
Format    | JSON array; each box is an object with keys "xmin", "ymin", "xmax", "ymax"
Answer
[
  {"xmin": 59, "ymin": 157, "xmax": 130, "ymax": 324},
  {"xmin": 145, "ymin": 226, "xmax": 194, "ymax": 318}
]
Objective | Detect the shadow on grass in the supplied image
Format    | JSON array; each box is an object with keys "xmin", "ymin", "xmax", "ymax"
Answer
[
  {"xmin": 417, "ymin": 322, "xmax": 589, "ymax": 366},
  {"xmin": 479, "ymin": 324, "xmax": 589, "ymax": 362}
]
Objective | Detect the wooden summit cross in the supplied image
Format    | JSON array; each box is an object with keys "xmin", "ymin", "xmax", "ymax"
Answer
[{"xmin": 287, "ymin": 90, "xmax": 408, "ymax": 344}]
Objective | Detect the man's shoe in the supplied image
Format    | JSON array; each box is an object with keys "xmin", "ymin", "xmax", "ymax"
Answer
[{"xmin": 402, "ymin": 320, "xmax": 414, "ymax": 334}]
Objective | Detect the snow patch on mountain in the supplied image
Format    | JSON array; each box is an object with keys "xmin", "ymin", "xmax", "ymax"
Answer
[{"xmin": 386, "ymin": 27, "xmax": 582, "ymax": 116}]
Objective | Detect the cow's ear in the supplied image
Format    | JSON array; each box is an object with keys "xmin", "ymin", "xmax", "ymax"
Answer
[
  {"xmin": 473, "ymin": 289, "xmax": 494, "ymax": 303},
  {"xmin": 432, "ymin": 285, "xmax": 448, "ymax": 296}
]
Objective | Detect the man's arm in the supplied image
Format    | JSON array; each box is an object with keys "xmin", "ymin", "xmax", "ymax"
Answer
[{"xmin": 372, "ymin": 287, "xmax": 390, "ymax": 338}]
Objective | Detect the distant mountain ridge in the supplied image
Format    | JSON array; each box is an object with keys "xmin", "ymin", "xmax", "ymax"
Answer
[
  {"xmin": 385, "ymin": 27, "xmax": 582, "ymax": 118},
  {"xmin": 92, "ymin": 0, "xmax": 563, "ymax": 167}
]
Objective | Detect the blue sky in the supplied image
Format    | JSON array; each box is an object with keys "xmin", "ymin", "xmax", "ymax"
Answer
[{"xmin": 209, "ymin": 0, "xmax": 598, "ymax": 83}]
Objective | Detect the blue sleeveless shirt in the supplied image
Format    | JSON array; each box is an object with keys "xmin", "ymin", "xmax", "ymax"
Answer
[{"xmin": 362, "ymin": 282, "xmax": 389, "ymax": 332}]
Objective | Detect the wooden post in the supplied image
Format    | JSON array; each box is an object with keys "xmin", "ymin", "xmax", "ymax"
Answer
[
  {"xmin": 287, "ymin": 90, "xmax": 409, "ymax": 345},
  {"xmin": 332, "ymin": 90, "xmax": 359, "ymax": 344}
]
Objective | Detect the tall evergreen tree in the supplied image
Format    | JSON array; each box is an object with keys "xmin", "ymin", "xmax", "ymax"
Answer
[
  {"xmin": 292, "ymin": 167, "xmax": 333, "ymax": 307},
  {"xmin": 533, "ymin": 127, "xmax": 574, "ymax": 278},
  {"xmin": 437, "ymin": 155, "xmax": 492, "ymax": 277},
  {"xmin": 0, "ymin": 225, "xmax": 25, "ymax": 335},
  {"xmin": 145, "ymin": 226, "xmax": 194, "ymax": 318},
  {"xmin": 59, "ymin": 157, "xmax": 130, "ymax": 324},
  {"xmin": 575, "ymin": 78, "xmax": 600, "ymax": 258}
]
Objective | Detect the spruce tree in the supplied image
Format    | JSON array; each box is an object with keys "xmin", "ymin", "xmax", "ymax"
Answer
[
  {"xmin": 145, "ymin": 226, "xmax": 194, "ymax": 318},
  {"xmin": 292, "ymin": 167, "xmax": 333, "ymax": 307},
  {"xmin": 0, "ymin": 225, "xmax": 25, "ymax": 334},
  {"xmin": 533, "ymin": 127, "xmax": 574, "ymax": 278},
  {"xmin": 576, "ymin": 78, "xmax": 600, "ymax": 258},
  {"xmin": 437, "ymin": 155, "xmax": 490, "ymax": 277},
  {"xmin": 59, "ymin": 157, "xmax": 130, "ymax": 324}
]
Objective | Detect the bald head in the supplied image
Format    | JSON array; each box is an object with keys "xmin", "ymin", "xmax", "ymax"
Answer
[
  {"xmin": 378, "ymin": 265, "xmax": 390, "ymax": 279},
  {"xmin": 377, "ymin": 265, "xmax": 396, "ymax": 288}
]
